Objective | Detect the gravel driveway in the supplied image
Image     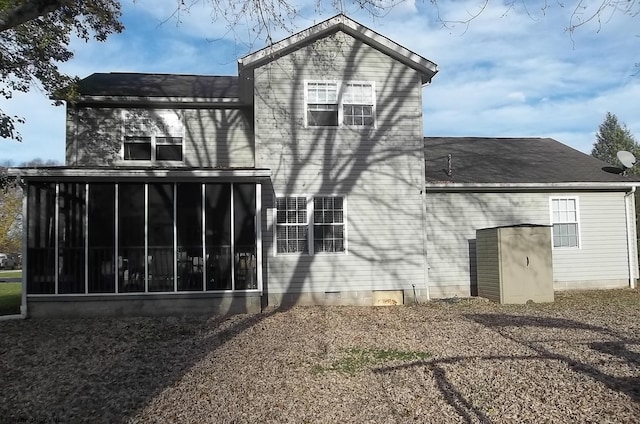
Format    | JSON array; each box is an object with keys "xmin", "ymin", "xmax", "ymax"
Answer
[{"xmin": 1, "ymin": 289, "xmax": 639, "ymax": 423}]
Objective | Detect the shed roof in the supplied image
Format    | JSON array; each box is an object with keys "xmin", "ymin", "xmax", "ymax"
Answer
[
  {"xmin": 76, "ymin": 73, "xmax": 239, "ymax": 99},
  {"xmin": 424, "ymin": 137, "xmax": 639, "ymax": 186}
]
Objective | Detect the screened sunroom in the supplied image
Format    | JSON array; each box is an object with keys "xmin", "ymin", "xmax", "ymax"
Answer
[{"xmin": 14, "ymin": 168, "xmax": 268, "ymax": 314}]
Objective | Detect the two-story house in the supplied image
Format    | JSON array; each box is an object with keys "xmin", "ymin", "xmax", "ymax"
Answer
[{"xmin": 11, "ymin": 15, "xmax": 638, "ymax": 316}]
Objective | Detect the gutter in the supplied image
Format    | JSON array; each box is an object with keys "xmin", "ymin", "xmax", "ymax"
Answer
[
  {"xmin": 625, "ymin": 186, "xmax": 637, "ymax": 288},
  {"xmin": 426, "ymin": 182, "xmax": 640, "ymax": 191}
]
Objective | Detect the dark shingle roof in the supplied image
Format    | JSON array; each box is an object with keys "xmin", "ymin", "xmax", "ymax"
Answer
[
  {"xmin": 76, "ymin": 73, "xmax": 239, "ymax": 98},
  {"xmin": 424, "ymin": 137, "xmax": 639, "ymax": 184}
]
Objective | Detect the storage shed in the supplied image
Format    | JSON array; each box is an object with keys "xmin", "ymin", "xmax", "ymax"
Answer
[{"xmin": 476, "ymin": 225, "xmax": 554, "ymax": 304}]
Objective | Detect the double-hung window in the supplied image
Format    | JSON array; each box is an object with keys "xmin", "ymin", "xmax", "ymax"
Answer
[
  {"xmin": 550, "ymin": 197, "xmax": 580, "ymax": 248},
  {"xmin": 275, "ymin": 195, "xmax": 346, "ymax": 254},
  {"xmin": 275, "ymin": 197, "xmax": 309, "ymax": 254},
  {"xmin": 123, "ymin": 109, "xmax": 184, "ymax": 162},
  {"xmin": 305, "ymin": 81, "xmax": 375, "ymax": 128}
]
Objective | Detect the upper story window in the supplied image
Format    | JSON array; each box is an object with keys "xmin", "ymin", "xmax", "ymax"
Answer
[
  {"xmin": 122, "ymin": 110, "xmax": 184, "ymax": 162},
  {"xmin": 305, "ymin": 81, "xmax": 375, "ymax": 128},
  {"xmin": 550, "ymin": 197, "xmax": 580, "ymax": 248}
]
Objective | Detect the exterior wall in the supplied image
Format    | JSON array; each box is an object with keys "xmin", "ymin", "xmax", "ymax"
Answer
[
  {"xmin": 425, "ymin": 191, "xmax": 637, "ymax": 298},
  {"xmin": 27, "ymin": 294, "xmax": 261, "ymax": 317},
  {"xmin": 253, "ymin": 31, "xmax": 428, "ymax": 303},
  {"xmin": 66, "ymin": 106, "xmax": 254, "ymax": 167}
]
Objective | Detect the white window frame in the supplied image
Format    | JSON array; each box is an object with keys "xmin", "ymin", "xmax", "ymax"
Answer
[
  {"xmin": 121, "ymin": 109, "xmax": 184, "ymax": 163},
  {"xmin": 274, "ymin": 195, "xmax": 311, "ymax": 255},
  {"xmin": 304, "ymin": 80, "xmax": 376, "ymax": 129},
  {"xmin": 549, "ymin": 196, "xmax": 581, "ymax": 249},
  {"xmin": 274, "ymin": 194, "xmax": 348, "ymax": 256}
]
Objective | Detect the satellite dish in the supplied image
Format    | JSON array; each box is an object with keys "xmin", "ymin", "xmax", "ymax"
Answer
[{"xmin": 617, "ymin": 150, "xmax": 636, "ymax": 169}]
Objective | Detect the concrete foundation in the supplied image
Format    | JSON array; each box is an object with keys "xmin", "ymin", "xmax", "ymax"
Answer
[{"xmin": 27, "ymin": 293, "xmax": 262, "ymax": 317}]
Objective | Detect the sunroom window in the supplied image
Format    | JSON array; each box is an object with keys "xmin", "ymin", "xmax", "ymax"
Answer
[
  {"xmin": 305, "ymin": 81, "xmax": 375, "ymax": 128},
  {"xmin": 26, "ymin": 182, "xmax": 260, "ymax": 295},
  {"xmin": 123, "ymin": 110, "xmax": 184, "ymax": 162}
]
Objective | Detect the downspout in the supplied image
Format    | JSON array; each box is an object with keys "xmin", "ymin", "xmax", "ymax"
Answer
[
  {"xmin": 625, "ymin": 186, "xmax": 637, "ymax": 288},
  {"xmin": 421, "ymin": 186, "xmax": 430, "ymax": 301}
]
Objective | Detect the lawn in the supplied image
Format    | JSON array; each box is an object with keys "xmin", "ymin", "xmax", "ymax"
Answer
[
  {"xmin": 0, "ymin": 282, "xmax": 21, "ymax": 315},
  {"xmin": 0, "ymin": 269, "xmax": 22, "ymax": 278}
]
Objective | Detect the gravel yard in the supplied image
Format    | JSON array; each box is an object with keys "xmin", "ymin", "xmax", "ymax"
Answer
[{"xmin": 1, "ymin": 289, "xmax": 639, "ymax": 423}]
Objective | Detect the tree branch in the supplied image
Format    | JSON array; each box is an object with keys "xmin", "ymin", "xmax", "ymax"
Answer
[{"xmin": 0, "ymin": 0, "xmax": 72, "ymax": 32}]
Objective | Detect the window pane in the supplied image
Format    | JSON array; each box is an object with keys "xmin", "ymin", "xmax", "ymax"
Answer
[
  {"xmin": 205, "ymin": 184, "xmax": 231, "ymax": 290},
  {"xmin": 234, "ymin": 184, "xmax": 257, "ymax": 290},
  {"xmin": 124, "ymin": 141, "xmax": 151, "ymax": 160},
  {"xmin": 118, "ymin": 184, "xmax": 145, "ymax": 293},
  {"xmin": 27, "ymin": 183, "xmax": 56, "ymax": 294},
  {"xmin": 58, "ymin": 183, "xmax": 85, "ymax": 294},
  {"xmin": 308, "ymin": 107, "xmax": 338, "ymax": 126},
  {"xmin": 177, "ymin": 184, "xmax": 203, "ymax": 291},
  {"xmin": 88, "ymin": 184, "xmax": 116, "ymax": 293},
  {"xmin": 553, "ymin": 223, "xmax": 578, "ymax": 248},
  {"xmin": 156, "ymin": 144, "xmax": 183, "ymax": 161}
]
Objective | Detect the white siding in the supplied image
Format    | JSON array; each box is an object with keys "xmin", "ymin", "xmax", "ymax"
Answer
[
  {"xmin": 255, "ymin": 32, "xmax": 427, "ymax": 296},
  {"xmin": 183, "ymin": 109, "xmax": 253, "ymax": 167},
  {"xmin": 552, "ymin": 192, "xmax": 633, "ymax": 284},
  {"xmin": 425, "ymin": 191, "xmax": 635, "ymax": 297},
  {"xmin": 66, "ymin": 106, "xmax": 254, "ymax": 167}
]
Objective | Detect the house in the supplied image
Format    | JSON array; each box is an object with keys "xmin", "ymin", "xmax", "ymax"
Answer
[{"xmin": 10, "ymin": 15, "xmax": 638, "ymax": 317}]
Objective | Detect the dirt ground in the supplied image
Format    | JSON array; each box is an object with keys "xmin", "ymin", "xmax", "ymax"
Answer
[{"xmin": 1, "ymin": 289, "xmax": 639, "ymax": 423}]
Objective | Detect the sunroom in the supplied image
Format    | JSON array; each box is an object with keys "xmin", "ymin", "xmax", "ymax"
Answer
[{"xmin": 12, "ymin": 168, "xmax": 269, "ymax": 316}]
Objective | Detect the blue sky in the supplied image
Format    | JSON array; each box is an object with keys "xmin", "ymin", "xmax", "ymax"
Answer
[{"xmin": 1, "ymin": 0, "xmax": 638, "ymax": 164}]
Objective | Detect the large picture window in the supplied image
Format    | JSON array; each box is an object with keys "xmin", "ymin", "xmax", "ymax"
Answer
[
  {"xmin": 550, "ymin": 197, "xmax": 580, "ymax": 248},
  {"xmin": 275, "ymin": 195, "xmax": 346, "ymax": 255},
  {"xmin": 123, "ymin": 110, "xmax": 184, "ymax": 162},
  {"xmin": 305, "ymin": 81, "xmax": 375, "ymax": 128}
]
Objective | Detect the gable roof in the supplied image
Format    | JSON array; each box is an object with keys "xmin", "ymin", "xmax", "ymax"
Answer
[
  {"xmin": 75, "ymin": 73, "xmax": 240, "ymax": 102},
  {"xmin": 424, "ymin": 137, "xmax": 640, "ymax": 188},
  {"xmin": 239, "ymin": 14, "xmax": 438, "ymax": 84}
]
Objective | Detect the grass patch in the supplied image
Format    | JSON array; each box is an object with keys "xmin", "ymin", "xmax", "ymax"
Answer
[
  {"xmin": 0, "ymin": 270, "xmax": 22, "ymax": 279},
  {"xmin": 0, "ymin": 283, "xmax": 22, "ymax": 315},
  {"xmin": 313, "ymin": 348, "xmax": 430, "ymax": 376}
]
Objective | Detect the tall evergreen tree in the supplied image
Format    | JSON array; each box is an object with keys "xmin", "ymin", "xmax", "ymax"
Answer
[{"xmin": 591, "ymin": 112, "xmax": 639, "ymax": 174}]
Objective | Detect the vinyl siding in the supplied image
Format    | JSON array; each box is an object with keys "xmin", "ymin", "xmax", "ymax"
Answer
[
  {"xmin": 426, "ymin": 191, "xmax": 636, "ymax": 297},
  {"xmin": 255, "ymin": 31, "xmax": 427, "ymax": 296},
  {"xmin": 66, "ymin": 106, "xmax": 254, "ymax": 167},
  {"xmin": 552, "ymin": 192, "xmax": 634, "ymax": 282},
  {"xmin": 183, "ymin": 109, "xmax": 254, "ymax": 167},
  {"xmin": 66, "ymin": 106, "xmax": 122, "ymax": 165}
]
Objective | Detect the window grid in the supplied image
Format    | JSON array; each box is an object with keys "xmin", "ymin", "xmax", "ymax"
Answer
[
  {"xmin": 551, "ymin": 198, "xmax": 579, "ymax": 248},
  {"xmin": 275, "ymin": 197, "xmax": 308, "ymax": 254},
  {"xmin": 275, "ymin": 195, "xmax": 346, "ymax": 255},
  {"xmin": 305, "ymin": 81, "xmax": 375, "ymax": 128},
  {"xmin": 313, "ymin": 196, "xmax": 345, "ymax": 253}
]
